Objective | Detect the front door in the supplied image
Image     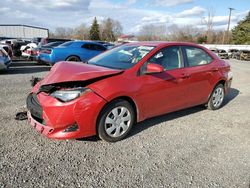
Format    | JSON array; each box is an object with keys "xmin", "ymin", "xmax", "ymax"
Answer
[{"xmin": 137, "ymin": 46, "xmax": 190, "ymax": 119}]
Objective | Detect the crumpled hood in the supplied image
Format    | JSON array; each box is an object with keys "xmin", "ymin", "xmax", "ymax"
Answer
[{"xmin": 40, "ymin": 61, "xmax": 123, "ymax": 86}]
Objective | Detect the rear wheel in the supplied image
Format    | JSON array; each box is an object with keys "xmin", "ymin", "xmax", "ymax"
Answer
[
  {"xmin": 97, "ymin": 100, "xmax": 135, "ymax": 142},
  {"xmin": 207, "ymin": 84, "xmax": 225, "ymax": 110},
  {"xmin": 66, "ymin": 56, "xmax": 81, "ymax": 62}
]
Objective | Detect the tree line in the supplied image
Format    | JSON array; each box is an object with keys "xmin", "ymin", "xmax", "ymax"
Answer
[
  {"xmin": 50, "ymin": 17, "xmax": 123, "ymax": 42},
  {"xmin": 138, "ymin": 11, "xmax": 250, "ymax": 44},
  {"xmin": 51, "ymin": 12, "xmax": 250, "ymax": 44}
]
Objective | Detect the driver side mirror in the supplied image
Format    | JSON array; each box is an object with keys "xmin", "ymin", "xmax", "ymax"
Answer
[{"xmin": 145, "ymin": 63, "xmax": 164, "ymax": 74}]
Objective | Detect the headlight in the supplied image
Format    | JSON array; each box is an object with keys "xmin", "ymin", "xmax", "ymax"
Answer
[{"xmin": 50, "ymin": 88, "xmax": 91, "ymax": 102}]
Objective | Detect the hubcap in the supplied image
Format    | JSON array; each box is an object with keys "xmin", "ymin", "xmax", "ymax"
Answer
[
  {"xmin": 104, "ymin": 106, "xmax": 131, "ymax": 138},
  {"xmin": 212, "ymin": 87, "xmax": 224, "ymax": 108}
]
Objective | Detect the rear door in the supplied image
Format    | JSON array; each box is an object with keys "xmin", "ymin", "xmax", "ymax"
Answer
[{"xmin": 181, "ymin": 46, "xmax": 216, "ymax": 106}]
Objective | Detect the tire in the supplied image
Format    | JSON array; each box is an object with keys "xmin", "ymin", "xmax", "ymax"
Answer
[
  {"xmin": 97, "ymin": 99, "xmax": 135, "ymax": 142},
  {"xmin": 66, "ymin": 56, "xmax": 81, "ymax": 62},
  {"xmin": 207, "ymin": 84, "xmax": 225, "ymax": 110}
]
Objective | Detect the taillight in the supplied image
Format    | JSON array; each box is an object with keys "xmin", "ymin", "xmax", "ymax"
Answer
[
  {"xmin": 42, "ymin": 49, "xmax": 51, "ymax": 54},
  {"xmin": 25, "ymin": 50, "xmax": 32, "ymax": 54},
  {"xmin": 31, "ymin": 50, "xmax": 38, "ymax": 55}
]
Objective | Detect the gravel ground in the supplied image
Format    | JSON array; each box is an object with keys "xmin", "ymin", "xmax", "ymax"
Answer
[{"xmin": 0, "ymin": 60, "xmax": 249, "ymax": 188}]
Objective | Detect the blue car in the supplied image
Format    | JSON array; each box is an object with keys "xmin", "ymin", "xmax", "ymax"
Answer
[
  {"xmin": 39, "ymin": 41, "xmax": 107, "ymax": 65},
  {"xmin": 0, "ymin": 46, "xmax": 12, "ymax": 70}
]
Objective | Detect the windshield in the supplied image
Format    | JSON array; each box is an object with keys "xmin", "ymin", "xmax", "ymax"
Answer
[{"xmin": 88, "ymin": 45, "xmax": 155, "ymax": 70}]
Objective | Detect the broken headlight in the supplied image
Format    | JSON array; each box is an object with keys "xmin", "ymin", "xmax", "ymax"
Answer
[{"xmin": 50, "ymin": 88, "xmax": 91, "ymax": 102}]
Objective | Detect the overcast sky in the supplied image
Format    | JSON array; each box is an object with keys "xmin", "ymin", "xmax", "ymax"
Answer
[{"xmin": 0, "ymin": 0, "xmax": 249, "ymax": 34}]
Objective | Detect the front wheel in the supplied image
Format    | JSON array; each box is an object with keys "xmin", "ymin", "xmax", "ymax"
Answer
[
  {"xmin": 207, "ymin": 84, "xmax": 225, "ymax": 110},
  {"xmin": 97, "ymin": 100, "xmax": 135, "ymax": 142}
]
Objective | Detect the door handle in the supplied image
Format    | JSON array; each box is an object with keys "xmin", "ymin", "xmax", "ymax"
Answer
[{"xmin": 180, "ymin": 74, "xmax": 190, "ymax": 79}]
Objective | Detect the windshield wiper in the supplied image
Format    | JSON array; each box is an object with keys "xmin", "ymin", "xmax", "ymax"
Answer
[{"xmin": 89, "ymin": 63, "xmax": 124, "ymax": 70}]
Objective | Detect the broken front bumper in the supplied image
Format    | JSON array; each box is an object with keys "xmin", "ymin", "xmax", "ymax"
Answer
[
  {"xmin": 26, "ymin": 91, "xmax": 107, "ymax": 139},
  {"xmin": 27, "ymin": 111, "xmax": 53, "ymax": 136}
]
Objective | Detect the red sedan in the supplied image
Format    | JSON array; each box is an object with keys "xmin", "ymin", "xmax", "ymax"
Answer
[{"xmin": 27, "ymin": 42, "xmax": 233, "ymax": 142}]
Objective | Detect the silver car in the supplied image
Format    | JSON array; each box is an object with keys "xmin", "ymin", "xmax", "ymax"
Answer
[{"xmin": 0, "ymin": 46, "xmax": 12, "ymax": 70}]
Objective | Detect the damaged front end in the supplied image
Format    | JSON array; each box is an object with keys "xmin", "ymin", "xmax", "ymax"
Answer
[
  {"xmin": 27, "ymin": 80, "xmax": 94, "ymax": 126},
  {"xmin": 26, "ymin": 61, "xmax": 124, "ymax": 139},
  {"xmin": 26, "ymin": 80, "xmax": 109, "ymax": 139}
]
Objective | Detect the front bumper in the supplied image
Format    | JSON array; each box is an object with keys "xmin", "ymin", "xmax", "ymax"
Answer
[
  {"xmin": 26, "ymin": 91, "xmax": 107, "ymax": 139},
  {"xmin": 27, "ymin": 111, "xmax": 54, "ymax": 136}
]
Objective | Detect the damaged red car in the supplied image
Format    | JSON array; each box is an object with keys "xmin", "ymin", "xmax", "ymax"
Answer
[{"xmin": 27, "ymin": 42, "xmax": 233, "ymax": 142}]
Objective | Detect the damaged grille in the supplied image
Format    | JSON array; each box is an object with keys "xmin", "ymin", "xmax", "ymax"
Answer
[
  {"xmin": 37, "ymin": 72, "xmax": 123, "ymax": 94},
  {"xmin": 26, "ymin": 93, "xmax": 43, "ymax": 122},
  {"xmin": 38, "ymin": 82, "xmax": 86, "ymax": 94},
  {"xmin": 38, "ymin": 85, "xmax": 56, "ymax": 93}
]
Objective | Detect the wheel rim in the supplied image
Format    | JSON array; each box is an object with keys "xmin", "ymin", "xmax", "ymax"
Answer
[
  {"xmin": 104, "ymin": 106, "xmax": 131, "ymax": 138},
  {"xmin": 212, "ymin": 87, "xmax": 224, "ymax": 108}
]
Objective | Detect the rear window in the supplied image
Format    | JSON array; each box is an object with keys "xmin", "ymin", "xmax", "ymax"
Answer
[
  {"xmin": 218, "ymin": 50, "xmax": 226, "ymax": 53},
  {"xmin": 0, "ymin": 48, "xmax": 8, "ymax": 56},
  {"xmin": 3, "ymin": 46, "xmax": 9, "ymax": 53},
  {"xmin": 60, "ymin": 41, "xmax": 74, "ymax": 47}
]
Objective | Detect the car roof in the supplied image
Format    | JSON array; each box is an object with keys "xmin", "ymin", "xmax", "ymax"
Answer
[
  {"xmin": 124, "ymin": 41, "xmax": 204, "ymax": 48},
  {"xmin": 71, "ymin": 40, "xmax": 104, "ymax": 45}
]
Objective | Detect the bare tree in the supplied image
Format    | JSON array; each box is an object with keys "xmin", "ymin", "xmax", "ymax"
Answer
[
  {"xmin": 167, "ymin": 24, "xmax": 201, "ymax": 42},
  {"xmin": 100, "ymin": 18, "xmax": 123, "ymax": 41},
  {"xmin": 51, "ymin": 27, "xmax": 74, "ymax": 39},
  {"xmin": 112, "ymin": 19, "xmax": 123, "ymax": 38},
  {"xmin": 72, "ymin": 24, "xmax": 89, "ymax": 40},
  {"xmin": 138, "ymin": 24, "xmax": 167, "ymax": 41},
  {"xmin": 202, "ymin": 8, "xmax": 215, "ymax": 43}
]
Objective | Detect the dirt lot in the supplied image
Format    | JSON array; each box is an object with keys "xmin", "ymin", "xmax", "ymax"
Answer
[{"xmin": 0, "ymin": 60, "xmax": 249, "ymax": 188}]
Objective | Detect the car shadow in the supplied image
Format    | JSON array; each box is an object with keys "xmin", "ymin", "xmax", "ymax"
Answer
[
  {"xmin": 0, "ymin": 61, "xmax": 50, "ymax": 75},
  {"xmin": 128, "ymin": 87, "xmax": 240, "ymax": 139},
  {"xmin": 77, "ymin": 88, "xmax": 240, "ymax": 142},
  {"xmin": 128, "ymin": 105, "xmax": 205, "ymax": 138},
  {"xmin": 223, "ymin": 88, "xmax": 240, "ymax": 106},
  {"xmin": 10, "ymin": 61, "xmax": 39, "ymax": 67},
  {"xmin": 76, "ymin": 136, "xmax": 100, "ymax": 142}
]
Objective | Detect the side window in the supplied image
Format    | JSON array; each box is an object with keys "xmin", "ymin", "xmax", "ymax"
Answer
[
  {"xmin": 82, "ymin": 44, "xmax": 95, "ymax": 50},
  {"xmin": 82, "ymin": 44, "xmax": 91, "ymax": 50},
  {"xmin": 82, "ymin": 44, "xmax": 106, "ymax": 51},
  {"xmin": 184, "ymin": 46, "xmax": 213, "ymax": 66},
  {"xmin": 148, "ymin": 46, "xmax": 183, "ymax": 70},
  {"xmin": 94, "ymin": 44, "xmax": 107, "ymax": 51}
]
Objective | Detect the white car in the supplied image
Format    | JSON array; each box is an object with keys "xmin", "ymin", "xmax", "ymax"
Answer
[
  {"xmin": 0, "ymin": 46, "xmax": 12, "ymax": 70},
  {"xmin": 21, "ymin": 43, "xmax": 38, "ymax": 59}
]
